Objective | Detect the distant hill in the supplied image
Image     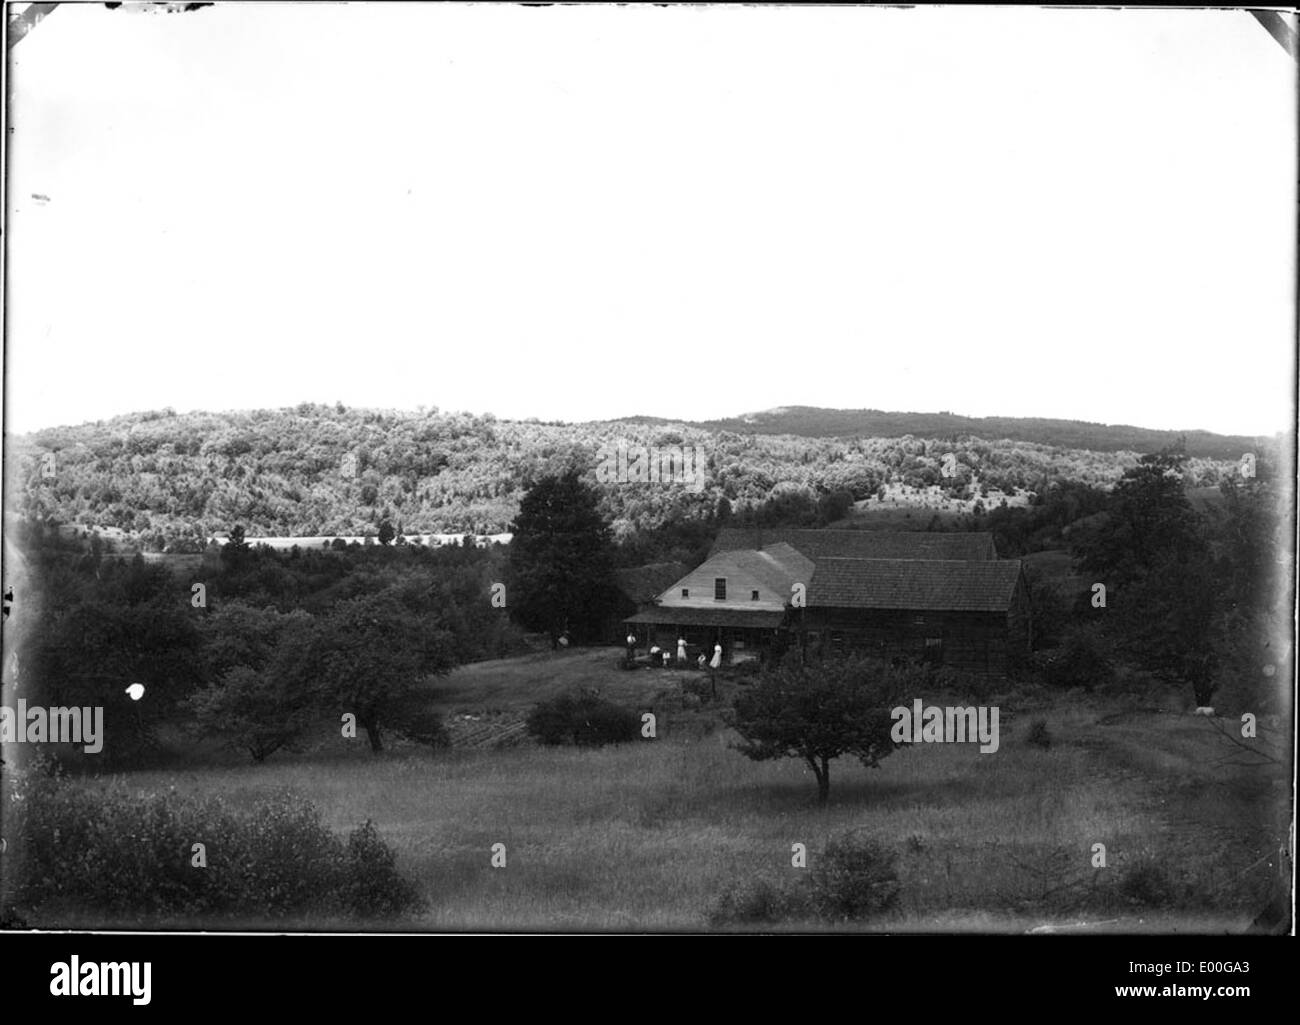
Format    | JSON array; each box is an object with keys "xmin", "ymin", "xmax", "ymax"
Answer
[
  {"xmin": 612, "ymin": 406, "xmax": 1267, "ymax": 461},
  {"xmin": 8, "ymin": 403, "xmax": 1260, "ymax": 543}
]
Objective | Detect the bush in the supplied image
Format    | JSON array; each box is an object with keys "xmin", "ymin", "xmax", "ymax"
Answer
[
  {"xmin": 809, "ymin": 832, "xmax": 901, "ymax": 922},
  {"xmin": 1034, "ymin": 625, "xmax": 1114, "ymax": 691},
  {"xmin": 526, "ymin": 692, "xmax": 641, "ymax": 747},
  {"xmin": 6, "ymin": 764, "xmax": 423, "ymax": 923},
  {"xmin": 339, "ymin": 820, "xmax": 426, "ymax": 918},
  {"xmin": 386, "ymin": 693, "xmax": 450, "ymax": 749},
  {"xmin": 706, "ymin": 875, "xmax": 803, "ymax": 927},
  {"xmin": 1026, "ymin": 718, "xmax": 1052, "ymax": 749},
  {"xmin": 930, "ymin": 664, "xmax": 996, "ymax": 703}
]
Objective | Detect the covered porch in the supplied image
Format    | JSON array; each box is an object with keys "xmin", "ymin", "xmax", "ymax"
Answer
[{"xmin": 623, "ymin": 606, "xmax": 789, "ymax": 666}]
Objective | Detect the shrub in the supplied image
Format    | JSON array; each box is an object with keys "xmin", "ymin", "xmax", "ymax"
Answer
[
  {"xmin": 386, "ymin": 693, "xmax": 450, "ymax": 749},
  {"xmin": 1035, "ymin": 625, "xmax": 1114, "ymax": 691},
  {"xmin": 706, "ymin": 876, "xmax": 802, "ymax": 927},
  {"xmin": 6, "ymin": 765, "xmax": 423, "ymax": 923},
  {"xmin": 809, "ymin": 831, "xmax": 901, "ymax": 922},
  {"xmin": 930, "ymin": 664, "xmax": 996, "ymax": 703},
  {"xmin": 339, "ymin": 820, "xmax": 426, "ymax": 918},
  {"xmin": 526, "ymin": 692, "xmax": 640, "ymax": 747},
  {"xmin": 1026, "ymin": 718, "xmax": 1052, "ymax": 749}
]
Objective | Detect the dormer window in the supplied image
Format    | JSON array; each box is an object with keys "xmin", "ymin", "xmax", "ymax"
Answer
[{"xmin": 714, "ymin": 578, "xmax": 726, "ymax": 600}]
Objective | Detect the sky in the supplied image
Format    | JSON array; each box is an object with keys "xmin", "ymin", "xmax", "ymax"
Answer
[{"xmin": 3, "ymin": 3, "xmax": 1296, "ymax": 437}]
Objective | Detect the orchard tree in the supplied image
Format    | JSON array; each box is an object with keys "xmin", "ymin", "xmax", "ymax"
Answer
[
  {"xmin": 183, "ymin": 607, "xmax": 318, "ymax": 762},
  {"xmin": 508, "ymin": 470, "xmax": 615, "ymax": 648},
  {"xmin": 310, "ymin": 589, "xmax": 456, "ymax": 752},
  {"xmin": 731, "ymin": 656, "xmax": 917, "ymax": 805}
]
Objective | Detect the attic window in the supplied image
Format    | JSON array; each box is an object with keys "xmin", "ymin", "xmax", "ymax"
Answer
[
  {"xmin": 681, "ymin": 588, "xmax": 689, "ymax": 598},
  {"xmin": 751, "ymin": 590, "xmax": 759, "ymax": 601},
  {"xmin": 714, "ymin": 578, "xmax": 726, "ymax": 600}
]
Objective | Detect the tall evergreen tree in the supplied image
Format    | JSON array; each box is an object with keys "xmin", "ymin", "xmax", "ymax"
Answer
[{"xmin": 508, "ymin": 470, "xmax": 614, "ymax": 648}]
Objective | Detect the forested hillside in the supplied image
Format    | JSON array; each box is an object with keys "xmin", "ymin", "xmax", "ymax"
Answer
[
  {"xmin": 8, "ymin": 403, "xmax": 1258, "ymax": 547},
  {"xmin": 688, "ymin": 406, "xmax": 1270, "ymax": 459}
]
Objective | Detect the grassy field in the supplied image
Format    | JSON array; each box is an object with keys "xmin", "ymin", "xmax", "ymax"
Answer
[{"xmin": 25, "ymin": 647, "xmax": 1290, "ymax": 933}]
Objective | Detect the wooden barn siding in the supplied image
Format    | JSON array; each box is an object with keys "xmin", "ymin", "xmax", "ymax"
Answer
[
  {"xmin": 801, "ymin": 608, "xmax": 1014, "ymax": 677},
  {"xmin": 1008, "ymin": 573, "xmax": 1034, "ymax": 653}
]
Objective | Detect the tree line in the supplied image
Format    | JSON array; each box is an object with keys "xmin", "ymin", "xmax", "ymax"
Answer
[{"xmin": 17, "ymin": 522, "xmax": 530, "ymax": 767}]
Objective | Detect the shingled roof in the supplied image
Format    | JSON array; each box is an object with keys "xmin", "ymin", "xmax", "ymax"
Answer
[
  {"xmin": 710, "ymin": 528, "xmax": 997, "ymax": 562},
  {"xmin": 807, "ymin": 558, "xmax": 1024, "ymax": 612},
  {"xmin": 720, "ymin": 543, "xmax": 815, "ymax": 595}
]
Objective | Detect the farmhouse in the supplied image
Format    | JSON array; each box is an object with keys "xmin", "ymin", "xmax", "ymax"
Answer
[
  {"xmin": 625, "ymin": 530, "xmax": 1030, "ymax": 678},
  {"xmin": 625, "ymin": 542, "xmax": 811, "ymax": 661}
]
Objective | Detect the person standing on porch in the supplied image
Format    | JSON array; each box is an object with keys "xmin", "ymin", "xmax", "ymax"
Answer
[{"xmin": 677, "ymin": 637, "xmax": 687, "ymax": 664}]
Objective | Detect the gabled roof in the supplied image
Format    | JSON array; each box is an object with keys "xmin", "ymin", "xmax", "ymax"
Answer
[
  {"xmin": 733, "ymin": 542, "xmax": 815, "ymax": 593},
  {"xmin": 807, "ymin": 558, "xmax": 1023, "ymax": 612},
  {"xmin": 657, "ymin": 544, "xmax": 811, "ymax": 603},
  {"xmin": 710, "ymin": 528, "xmax": 997, "ymax": 562},
  {"xmin": 612, "ymin": 562, "xmax": 690, "ymax": 603}
]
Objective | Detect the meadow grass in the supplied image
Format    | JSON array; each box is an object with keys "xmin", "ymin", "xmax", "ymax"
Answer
[{"xmin": 47, "ymin": 661, "xmax": 1283, "ymax": 933}]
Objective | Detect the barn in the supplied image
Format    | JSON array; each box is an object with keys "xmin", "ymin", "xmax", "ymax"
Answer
[
  {"xmin": 623, "ymin": 529, "xmax": 1030, "ymax": 679},
  {"xmin": 800, "ymin": 556, "xmax": 1032, "ymax": 678}
]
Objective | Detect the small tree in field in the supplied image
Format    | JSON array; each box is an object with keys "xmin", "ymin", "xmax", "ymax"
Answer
[
  {"xmin": 184, "ymin": 664, "xmax": 315, "ymax": 763},
  {"xmin": 183, "ymin": 607, "xmax": 319, "ymax": 762},
  {"xmin": 311, "ymin": 589, "xmax": 457, "ymax": 752},
  {"xmin": 731, "ymin": 655, "xmax": 915, "ymax": 806}
]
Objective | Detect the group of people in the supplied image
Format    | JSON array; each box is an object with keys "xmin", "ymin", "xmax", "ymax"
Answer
[{"xmin": 628, "ymin": 633, "xmax": 723, "ymax": 670}]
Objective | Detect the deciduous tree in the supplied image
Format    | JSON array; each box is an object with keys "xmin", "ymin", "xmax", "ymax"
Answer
[{"xmin": 731, "ymin": 656, "xmax": 915, "ymax": 805}]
